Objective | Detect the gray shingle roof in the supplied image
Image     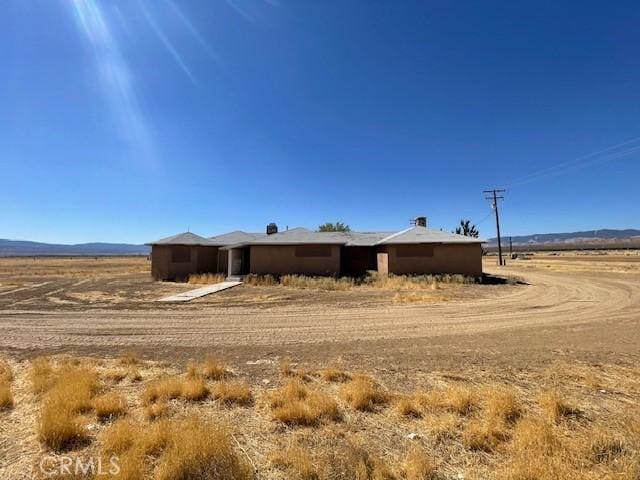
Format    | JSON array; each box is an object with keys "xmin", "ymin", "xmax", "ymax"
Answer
[
  {"xmin": 209, "ymin": 231, "xmax": 266, "ymax": 246},
  {"xmin": 150, "ymin": 226, "xmax": 485, "ymax": 248},
  {"xmin": 146, "ymin": 232, "xmax": 216, "ymax": 246},
  {"xmin": 247, "ymin": 228, "xmax": 347, "ymax": 245},
  {"xmin": 376, "ymin": 226, "xmax": 485, "ymax": 244},
  {"xmin": 344, "ymin": 232, "xmax": 395, "ymax": 246}
]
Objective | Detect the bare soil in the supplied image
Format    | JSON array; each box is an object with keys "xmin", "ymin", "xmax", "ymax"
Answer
[{"xmin": 0, "ymin": 253, "xmax": 638, "ymax": 371}]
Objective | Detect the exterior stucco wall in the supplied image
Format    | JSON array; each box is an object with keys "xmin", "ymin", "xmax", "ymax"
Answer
[
  {"xmin": 151, "ymin": 245, "xmax": 220, "ymax": 281},
  {"xmin": 386, "ymin": 243, "xmax": 483, "ymax": 277},
  {"xmin": 249, "ymin": 245, "xmax": 341, "ymax": 275}
]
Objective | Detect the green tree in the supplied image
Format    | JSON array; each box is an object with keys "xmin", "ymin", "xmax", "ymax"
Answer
[
  {"xmin": 318, "ymin": 222, "xmax": 351, "ymax": 232},
  {"xmin": 454, "ymin": 219, "xmax": 479, "ymax": 238}
]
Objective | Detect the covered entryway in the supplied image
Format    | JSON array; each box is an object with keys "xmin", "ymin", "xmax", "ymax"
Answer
[{"xmin": 227, "ymin": 247, "xmax": 251, "ymax": 277}]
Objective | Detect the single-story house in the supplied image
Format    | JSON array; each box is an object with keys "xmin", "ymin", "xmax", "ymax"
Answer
[{"xmin": 147, "ymin": 218, "xmax": 484, "ymax": 281}]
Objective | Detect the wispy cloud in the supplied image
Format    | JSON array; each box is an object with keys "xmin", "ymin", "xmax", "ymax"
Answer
[
  {"xmin": 163, "ymin": 0, "xmax": 225, "ymax": 71},
  {"xmin": 139, "ymin": 1, "xmax": 197, "ymax": 85},
  {"xmin": 224, "ymin": 0, "xmax": 255, "ymax": 22},
  {"xmin": 70, "ymin": 0, "xmax": 153, "ymax": 163}
]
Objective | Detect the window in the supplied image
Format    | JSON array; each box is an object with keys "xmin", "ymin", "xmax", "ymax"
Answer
[
  {"xmin": 395, "ymin": 245, "xmax": 434, "ymax": 258},
  {"xmin": 295, "ymin": 245, "xmax": 332, "ymax": 257},
  {"xmin": 171, "ymin": 246, "xmax": 191, "ymax": 263}
]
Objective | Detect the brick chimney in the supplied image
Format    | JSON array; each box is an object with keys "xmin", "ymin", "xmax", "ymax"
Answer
[{"xmin": 266, "ymin": 223, "xmax": 278, "ymax": 235}]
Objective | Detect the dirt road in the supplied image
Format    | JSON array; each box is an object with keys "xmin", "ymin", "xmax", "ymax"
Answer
[{"xmin": 0, "ymin": 258, "xmax": 638, "ymax": 368}]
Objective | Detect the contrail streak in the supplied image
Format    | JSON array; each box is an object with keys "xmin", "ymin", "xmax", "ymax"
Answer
[
  {"xmin": 139, "ymin": 1, "xmax": 197, "ymax": 85},
  {"xmin": 163, "ymin": 0, "xmax": 224, "ymax": 68},
  {"xmin": 70, "ymin": 0, "xmax": 154, "ymax": 163}
]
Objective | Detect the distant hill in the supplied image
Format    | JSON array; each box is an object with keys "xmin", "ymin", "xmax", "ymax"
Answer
[
  {"xmin": 487, "ymin": 229, "xmax": 640, "ymax": 246},
  {"xmin": 0, "ymin": 239, "xmax": 150, "ymax": 256}
]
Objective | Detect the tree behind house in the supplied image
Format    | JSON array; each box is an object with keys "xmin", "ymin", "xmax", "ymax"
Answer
[
  {"xmin": 454, "ymin": 219, "xmax": 479, "ymax": 238},
  {"xmin": 318, "ymin": 222, "xmax": 351, "ymax": 232}
]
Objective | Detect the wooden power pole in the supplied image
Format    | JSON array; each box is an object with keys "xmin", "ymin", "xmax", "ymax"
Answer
[{"xmin": 483, "ymin": 189, "xmax": 506, "ymax": 266}]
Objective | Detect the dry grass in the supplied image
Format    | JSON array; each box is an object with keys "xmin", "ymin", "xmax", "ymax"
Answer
[
  {"xmin": 37, "ymin": 365, "xmax": 100, "ymax": 450},
  {"xmin": 0, "ymin": 360, "xmax": 13, "ymax": 382},
  {"xmin": 423, "ymin": 412, "xmax": 460, "ymax": 442},
  {"xmin": 270, "ymin": 379, "xmax": 340, "ymax": 426},
  {"xmin": 340, "ymin": 374, "xmax": 389, "ymax": 412},
  {"xmin": 272, "ymin": 441, "xmax": 396, "ymax": 480},
  {"xmin": 244, "ymin": 274, "xmax": 278, "ymax": 286},
  {"xmin": 460, "ymin": 387, "xmax": 522, "ymax": 452},
  {"xmin": 128, "ymin": 366, "xmax": 143, "ymax": 382},
  {"xmin": 38, "ymin": 400, "xmax": 88, "ymax": 451},
  {"xmin": 538, "ymin": 390, "xmax": 580, "ymax": 423},
  {"xmin": 102, "ymin": 418, "xmax": 138, "ymax": 455},
  {"xmin": 30, "ymin": 356, "xmax": 55, "ymax": 394},
  {"xmin": 396, "ymin": 395, "xmax": 422, "ymax": 418},
  {"xmin": 212, "ymin": 380, "xmax": 253, "ymax": 406},
  {"xmin": 142, "ymin": 377, "xmax": 184, "ymax": 404},
  {"xmin": 483, "ymin": 386, "xmax": 522, "ymax": 424},
  {"xmin": 103, "ymin": 368, "xmax": 127, "ymax": 383},
  {"xmin": 142, "ymin": 375, "xmax": 208, "ymax": 403},
  {"xmin": 145, "ymin": 401, "xmax": 169, "ymax": 421},
  {"xmin": 462, "ymin": 417, "xmax": 510, "ymax": 452},
  {"xmin": 281, "ymin": 275, "xmax": 355, "ymax": 291},
  {"xmin": 0, "ymin": 383, "xmax": 13, "ymax": 410},
  {"xmin": 0, "ymin": 360, "xmax": 13, "ymax": 410},
  {"xmin": 155, "ymin": 416, "xmax": 253, "ymax": 480},
  {"xmin": 101, "ymin": 416, "xmax": 253, "ymax": 480},
  {"xmin": 419, "ymin": 385, "xmax": 477, "ymax": 415},
  {"xmin": 3, "ymin": 354, "xmax": 640, "ymax": 479},
  {"xmin": 392, "ymin": 292, "xmax": 447, "ymax": 303},
  {"xmin": 188, "ymin": 272, "xmax": 225, "ymax": 284},
  {"xmin": 181, "ymin": 377, "xmax": 209, "ymax": 401},
  {"xmin": 269, "ymin": 447, "xmax": 318, "ymax": 480},
  {"xmin": 320, "ymin": 367, "xmax": 351, "ymax": 383},
  {"xmin": 508, "ymin": 416, "xmax": 558, "ymax": 457},
  {"xmin": 93, "ymin": 392, "xmax": 127, "ymax": 421},
  {"xmin": 588, "ymin": 424, "xmax": 627, "ymax": 464},
  {"xmin": 279, "ymin": 358, "xmax": 311, "ymax": 381},
  {"xmin": 188, "ymin": 356, "xmax": 231, "ymax": 380},
  {"xmin": 279, "ymin": 358, "xmax": 295, "ymax": 378},
  {"xmin": 402, "ymin": 448, "xmax": 438, "ymax": 480},
  {"xmin": 118, "ymin": 351, "xmax": 140, "ymax": 366},
  {"xmin": 244, "ymin": 272, "xmax": 475, "ymax": 292}
]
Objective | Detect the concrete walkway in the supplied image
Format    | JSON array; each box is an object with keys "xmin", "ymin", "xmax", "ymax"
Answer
[{"xmin": 158, "ymin": 281, "xmax": 242, "ymax": 303}]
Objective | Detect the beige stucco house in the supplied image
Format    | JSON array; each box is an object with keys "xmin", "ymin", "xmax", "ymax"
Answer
[{"xmin": 147, "ymin": 220, "xmax": 484, "ymax": 281}]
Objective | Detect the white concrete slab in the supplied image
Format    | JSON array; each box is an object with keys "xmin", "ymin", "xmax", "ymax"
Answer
[{"xmin": 157, "ymin": 281, "xmax": 242, "ymax": 303}]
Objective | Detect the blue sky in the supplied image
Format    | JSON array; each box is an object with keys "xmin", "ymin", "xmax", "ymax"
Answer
[{"xmin": 2, "ymin": 0, "xmax": 639, "ymax": 244}]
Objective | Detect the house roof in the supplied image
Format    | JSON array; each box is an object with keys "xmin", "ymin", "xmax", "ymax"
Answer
[
  {"xmin": 376, "ymin": 226, "xmax": 485, "ymax": 245},
  {"xmin": 219, "ymin": 226, "xmax": 484, "ymax": 249},
  {"xmin": 209, "ymin": 230, "xmax": 266, "ymax": 246},
  {"xmin": 146, "ymin": 232, "xmax": 216, "ymax": 246},
  {"xmin": 149, "ymin": 226, "xmax": 484, "ymax": 248}
]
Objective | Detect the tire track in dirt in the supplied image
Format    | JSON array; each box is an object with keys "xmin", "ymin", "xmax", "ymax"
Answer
[{"xmin": 0, "ymin": 266, "xmax": 638, "ymax": 354}]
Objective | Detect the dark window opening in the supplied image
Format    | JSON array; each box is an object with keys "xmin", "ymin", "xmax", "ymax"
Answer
[{"xmin": 172, "ymin": 246, "xmax": 191, "ymax": 263}]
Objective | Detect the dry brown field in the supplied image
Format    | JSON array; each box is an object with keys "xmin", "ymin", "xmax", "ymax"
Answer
[{"xmin": 0, "ymin": 252, "xmax": 639, "ymax": 479}]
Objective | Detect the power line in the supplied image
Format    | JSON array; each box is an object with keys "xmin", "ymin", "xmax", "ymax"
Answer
[
  {"xmin": 473, "ymin": 209, "xmax": 495, "ymax": 228},
  {"xmin": 504, "ymin": 135, "xmax": 640, "ymax": 188},
  {"xmin": 483, "ymin": 189, "xmax": 506, "ymax": 266}
]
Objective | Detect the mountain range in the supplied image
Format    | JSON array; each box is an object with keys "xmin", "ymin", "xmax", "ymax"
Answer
[
  {"xmin": 487, "ymin": 229, "xmax": 640, "ymax": 246},
  {"xmin": 0, "ymin": 239, "xmax": 149, "ymax": 256},
  {"xmin": 2, "ymin": 228, "xmax": 639, "ymax": 255}
]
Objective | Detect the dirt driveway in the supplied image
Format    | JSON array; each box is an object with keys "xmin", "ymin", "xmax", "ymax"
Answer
[{"xmin": 0, "ymin": 255, "xmax": 638, "ymax": 370}]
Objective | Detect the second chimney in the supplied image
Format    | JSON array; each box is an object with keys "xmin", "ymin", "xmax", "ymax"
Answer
[{"xmin": 266, "ymin": 223, "xmax": 278, "ymax": 235}]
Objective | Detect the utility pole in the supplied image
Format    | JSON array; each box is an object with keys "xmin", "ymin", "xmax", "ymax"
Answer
[
  {"xmin": 483, "ymin": 189, "xmax": 506, "ymax": 266},
  {"xmin": 509, "ymin": 237, "xmax": 513, "ymax": 258}
]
